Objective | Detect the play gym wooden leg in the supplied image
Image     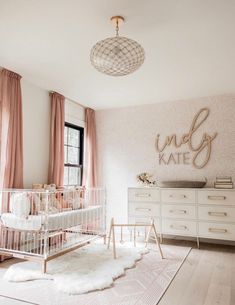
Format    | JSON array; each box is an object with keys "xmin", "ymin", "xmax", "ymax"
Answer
[
  {"xmin": 152, "ymin": 222, "xmax": 164, "ymax": 259},
  {"xmin": 134, "ymin": 225, "xmax": 136, "ymax": 247},
  {"xmin": 112, "ymin": 221, "xmax": 117, "ymax": 259},
  {"xmin": 107, "ymin": 218, "xmax": 114, "ymax": 249},
  {"xmin": 145, "ymin": 223, "xmax": 152, "ymax": 248},
  {"xmin": 197, "ymin": 237, "xmax": 200, "ymax": 249}
]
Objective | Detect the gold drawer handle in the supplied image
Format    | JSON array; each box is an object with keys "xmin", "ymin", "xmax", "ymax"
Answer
[
  {"xmin": 209, "ymin": 228, "xmax": 227, "ymax": 233},
  {"xmin": 208, "ymin": 211, "xmax": 227, "ymax": 217},
  {"xmin": 135, "ymin": 208, "xmax": 151, "ymax": 212},
  {"xmin": 170, "ymin": 209, "xmax": 187, "ymax": 214},
  {"xmin": 208, "ymin": 196, "xmax": 226, "ymax": 200},
  {"xmin": 135, "ymin": 193, "xmax": 151, "ymax": 198},
  {"xmin": 170, "ymin": 224, "xmax": 188, "ymax": 230},
  {"xmin": 169, "ymin": 194, "xmax": 187, "ymax": 199}
]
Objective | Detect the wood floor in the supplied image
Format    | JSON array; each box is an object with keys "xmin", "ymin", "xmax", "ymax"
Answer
[
  {"xmin": 0, "ymin": 241, "xmax": 234, "ymax": 305},
  {"xmin": 159, "ymin": 240, "xmax": 235, "ymax": 305}
]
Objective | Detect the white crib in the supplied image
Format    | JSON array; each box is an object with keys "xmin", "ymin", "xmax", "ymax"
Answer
[{"xmin": 0, "ymin": 187, "xmax": 106, "ymax": 273}]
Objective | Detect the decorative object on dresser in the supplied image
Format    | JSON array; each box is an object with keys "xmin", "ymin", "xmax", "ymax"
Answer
[
  {"xmin": 214, "ymin": 176, "xmax": 234, "ymax": 189},
  {"xmin": 158, "ymin": 179, "xmax": 207, "ymax": 188},
  {"xmin": 136, "ymin": 172, "xmax": 156, "ymax": 186},
  {"xmin": 128, "ymin": 187, "xmax": 235, "ymax": 247}
]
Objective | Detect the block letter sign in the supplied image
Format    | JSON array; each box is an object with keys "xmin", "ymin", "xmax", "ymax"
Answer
[{"xmin": 155, "ymin": 108, "xmax": 217, "ymax": 169}]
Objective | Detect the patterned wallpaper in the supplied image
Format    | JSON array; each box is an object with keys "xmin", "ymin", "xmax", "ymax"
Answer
[{"xmin": 96, "ymin": 95, "xmax": 235, "ymax": 222}]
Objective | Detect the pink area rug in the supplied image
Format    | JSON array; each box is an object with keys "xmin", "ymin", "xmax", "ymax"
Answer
[{"xmin": 0, "ymin": 244, "xmax": 191, "ymax": 305}]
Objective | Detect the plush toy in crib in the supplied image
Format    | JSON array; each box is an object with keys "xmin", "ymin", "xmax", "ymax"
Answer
[{"xmin": 55, "ymin": 192, "xmax": 72, "ymax": 210}]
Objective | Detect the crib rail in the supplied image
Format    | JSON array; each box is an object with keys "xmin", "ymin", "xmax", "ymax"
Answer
[{"xmin": 0, "ymin": 187, "xmax": 106, "ymax": 259}]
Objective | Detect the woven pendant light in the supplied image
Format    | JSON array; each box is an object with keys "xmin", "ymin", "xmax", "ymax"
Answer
[{"xmin": 90, "ymin": 16, "xmax": 145, "ymax": 76}]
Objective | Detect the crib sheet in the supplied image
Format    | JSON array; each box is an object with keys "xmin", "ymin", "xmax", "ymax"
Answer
[{"xmin": 0, "ymin": 205, "xmax": 102, "ymax": 231}]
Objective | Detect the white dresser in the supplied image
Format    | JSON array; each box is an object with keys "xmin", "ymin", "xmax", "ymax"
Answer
[{"xmin": 128, "ymin": 187, "xmax": 235, "ymax": 246}]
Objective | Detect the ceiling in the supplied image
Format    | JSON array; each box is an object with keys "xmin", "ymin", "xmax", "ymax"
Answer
[{"xmin": 0, "ymin": 0, "xmax": 235, "ymax": 109}]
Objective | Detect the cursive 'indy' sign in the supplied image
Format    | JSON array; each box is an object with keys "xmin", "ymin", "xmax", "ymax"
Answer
[{"xmin": 155, "ymin": 108, "xmax": 217, "ymax": 169}]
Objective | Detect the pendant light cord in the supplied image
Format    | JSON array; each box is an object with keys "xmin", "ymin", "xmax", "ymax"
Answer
[{"xmin": 115, "ymin": 18, "xmax": 119, "ymax": 36}]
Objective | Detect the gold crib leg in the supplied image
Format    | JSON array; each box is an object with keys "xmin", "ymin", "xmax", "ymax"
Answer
[{"xmin": 43, "ymin": 260, "xmax": 47, "ymax": 274}]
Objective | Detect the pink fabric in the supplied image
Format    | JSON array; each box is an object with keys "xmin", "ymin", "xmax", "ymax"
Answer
[
  {"xmin": 0, "ymin": 69, "xmax": 23, "ymax": 189},
  {"xmin": 48, "ymin": 92, "xmax": 65, "ymax": 187},
  {"xmin": 82, "ymin": 108, "xmax": 98, "ymax": 188},
  {"xmin": 0, "ymin": 68, "xmax": 23, "ymax": 262}
]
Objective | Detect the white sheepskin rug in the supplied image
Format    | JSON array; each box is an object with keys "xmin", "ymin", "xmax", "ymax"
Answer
[{"xmin": 4, "ymin": 243, "xmax": 148, "ymax": 295}]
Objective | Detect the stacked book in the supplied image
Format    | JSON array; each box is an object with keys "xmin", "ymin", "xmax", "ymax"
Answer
[{"xmin": 214, "ymin": 177, "xmax": 233, "ymax": 189}]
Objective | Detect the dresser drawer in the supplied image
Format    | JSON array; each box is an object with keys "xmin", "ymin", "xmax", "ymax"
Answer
[
  {"xmin": 129, "ymin": 202, "xmax": 160, "ymax": 217},
  {"xmin": 128, "ymin": 188, "xmax": 160, "ymax": 202},
  {"xmin": 198, "ymin": 206, "xmax": 235, "ymax": 222},
  {"xmin": 162, "ymin": 219, "xmax": 197, "ymax": 236},
  {"xmin": 198, "ymin": 222, "xmax": 235, "ymax": 241},
  {"xmin": 161, "ymin": 189, "xmax": 196, "ymax": 204},
  {"xmin": 198, "ymin": 190, "xmax": 235, "ymax": 205},
  {"xmin": 162, "ymin": 204, "xmax": 196, "ymax": 220}
]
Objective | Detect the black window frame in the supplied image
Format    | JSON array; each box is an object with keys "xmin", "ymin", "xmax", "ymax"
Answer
[{"xmin": 64, "ymin": 122, "xmax": 84, "ymax": 186}]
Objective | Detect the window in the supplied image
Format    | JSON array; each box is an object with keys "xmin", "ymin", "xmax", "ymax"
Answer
[{"xmin": 64, "ymin": 123, "xmax": 84, "ymax": 186}]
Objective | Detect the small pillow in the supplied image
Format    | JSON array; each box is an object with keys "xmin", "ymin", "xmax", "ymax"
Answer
[
  {"xmin": 10, "ymin": 193, "xmax": 30, "ymax": 218},
  {"xmin": 31, "ymin": 193, "xmax": 41, "ymax": 214}
]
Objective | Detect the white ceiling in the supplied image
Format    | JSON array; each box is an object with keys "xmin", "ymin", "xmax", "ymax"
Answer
[{"xmin": 0, "ymin": 0, "xmax": 235, "ymax": 109}]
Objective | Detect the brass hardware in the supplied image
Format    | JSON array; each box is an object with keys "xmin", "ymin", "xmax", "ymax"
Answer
[
  {"xmin": 170, "ymin": 224, "xmax": 188, "ymax": 230},
  {"xmin": 169, "ymin": 194, "xmax": 187, "ymax": 199},
  {"xmin": 208, "ymin": 196, "xmax": 226, "ymax": 200},
  {"xmin": 110, "ymin": 16, "xmax": 125, "ymax": 36},
  {"xmin": 169, "ymin": 209, "xmax": 187, "ymax": 214},
  {"xmin": 135, "ymin": 193, "xmax": 151, "ymax": 197},
  {"xmin": 209, "ymin": 228, "xmax": 227, "ymax": 233},
  {"xmin": 208, "ymin": 211, "xmax": 227, "ymax": 217},
  {"xmin": 135, "ymin": 208, "xmax": 151, "ymax": 212}
]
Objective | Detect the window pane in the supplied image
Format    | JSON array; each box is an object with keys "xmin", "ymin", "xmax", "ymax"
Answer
[
  {"xmin": 64, "ymin": 126, "xmax": 68, "ymax": 145},
  {"xmin": 69, "ymin": 167, "xmax": 79, "ymax": 185},
  {"xmin": 68, "ymin": 128, "xmax": 79, "ymax": 147},
  {"xmin": 64, "ymin": 145, "xmax": 68, "ymax": 163},
  {"xmin": 68, "ymin": 146, "xmax": 79, "ymax": 164},
  {"xmin": 64, "ymin": 166, "xmax": 69, "ymax": 186}
]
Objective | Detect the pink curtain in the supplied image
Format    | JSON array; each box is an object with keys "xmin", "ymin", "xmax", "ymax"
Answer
[
  {"xmin": 0, "ymin": 69, "xmax": 23, "ymax": 189},
  {"xmin": 82, "ymin": 108, "xmax": 97, "ymax": 188},
  {"xmin": 48, "ymin": 92, "xmax": 65, "ymax": 187},
  {"xmin": 0, "ymin": 68, "xmax": 23, "ymax": 262}
]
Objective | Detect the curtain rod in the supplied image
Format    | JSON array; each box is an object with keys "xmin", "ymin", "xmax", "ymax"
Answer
[{"xmin": 50, "ymin": 91, "xmax": 86, "ymax": 109}]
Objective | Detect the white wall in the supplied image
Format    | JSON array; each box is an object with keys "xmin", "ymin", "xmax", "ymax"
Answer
[
  {"xmin": 22, "ymin": 79, "xmax": 50, "ymax": 188},
  {"xmin": 65, "ymin": 99, "xmax": 85, "ymax": 128},
  {"xmin": 96, "ymin": 94, "xmax": 235, "ymax": 224},
  {"xmin": 22, "ymin": 80, "xmax": 85, "ymax": 188}
]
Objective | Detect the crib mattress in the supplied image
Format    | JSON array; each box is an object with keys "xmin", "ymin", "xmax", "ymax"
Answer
[{"xmin": 0, "ymin": 205, "xmax": 102, "ymax": 231}]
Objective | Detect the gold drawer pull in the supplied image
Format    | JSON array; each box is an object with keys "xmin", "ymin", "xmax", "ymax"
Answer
[
  {"xmin": 208, "ymin": 211, "xmax": 227, "ymax": 217},
  {"xmin": 169, "ymin": 194, "xmax": 187, "ymax": 199},
  {"xmin": 209, "ymin": 228, "xmax": 227, "ymax": 233},
  {"xmin": 135, "ymin": 193, "xmax": 151, "ymax": 198},
  {"xmin": 170, "ymin": 209, "xmax": 187, "ymax": 214},
  {"xmin": 135, "ymin": 208, "xmax": 151, "ymax": 212},
  {"xmin": 208, "ymin": 196, "xmax": 226, "ymax": 200},
  {"xmin": 170, "ymin": 224, "xmax": 188, "ymax": 230}
]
